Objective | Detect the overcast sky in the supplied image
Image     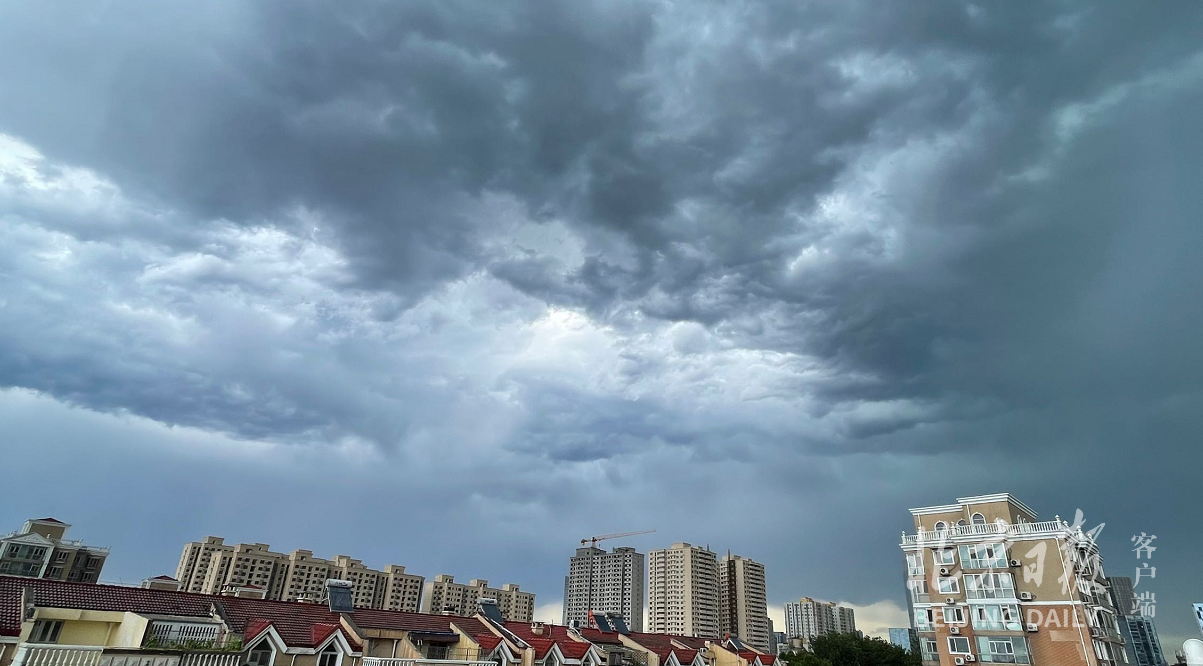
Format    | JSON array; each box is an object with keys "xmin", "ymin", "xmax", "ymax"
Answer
[{"xmin": 2, "ymin": 0, "xmax": 1203, "ymax": 650}]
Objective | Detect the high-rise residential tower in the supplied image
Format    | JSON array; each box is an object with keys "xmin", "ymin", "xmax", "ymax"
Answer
[
  {"xmin": 783, "ymin": 598, "xmax": 855, "ymax": 643},
  {"xmin": 563, "ymin": 546, "xmax": 645, "ymax": 631},
  {"xmin": 900, "ymin": 493, "xmax": 1125, "ymax": 665},
  {"xmin": 719, "ymin": 553, "xmax": 770, "ymax": 651},
  {"xmin": 648, "ymin": 542, "xmax": 720, "ymax": 638}
]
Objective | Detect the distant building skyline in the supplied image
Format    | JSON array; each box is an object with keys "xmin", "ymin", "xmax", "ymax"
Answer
[
  {"xmin": 648, "ymin": 542, "xmax": 721, "ymax": 638},
  {"xmin": 0, "ymin": 518, "xmax": 108, "ymax": 584}
]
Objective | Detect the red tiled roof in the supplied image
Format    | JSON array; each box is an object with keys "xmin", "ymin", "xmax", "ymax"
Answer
[
  {"xmin": 348, "ymin": 608, "xmax": 485, "ymax": 635},
  {"xmin": 526, "ymin": 637, "xmax": 556, "ymax": 659},
  {"xmin": 577, "ymin": 627, "xmax": 624, "ymax": 645},
  {"xmin": 0, "ymin": 576, "xmax": 358, "ymax": 648},
  {"xmin": 557, "ymin": 640, "xmax": 592, "ymax": 660},
  {"xmin": 474, "ymin": 633, "xmax": 503, "ymax": 652},
  {"xmin": 674, "ymin": 649, "xmax": 699, "ymax": 664}
]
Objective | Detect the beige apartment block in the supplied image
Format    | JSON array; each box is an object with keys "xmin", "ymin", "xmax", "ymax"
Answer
[
  {"xmin": 174, "ymin": 536, "xmax": 424, "ymax": 611},
  {"xmin": 563, "ymin": 545, "xmax": 646, "ymax": 631},
  {"xmin": 900, "ymin": 493, "xmax": 1126, "ymax": 666},
  {"xmin": 782, "ymin": 597, "xmax": 856, "ymax": 644},
  {"xmin": 380, "ymin": 564, "xmax": 426, "ymax": 611},
  {"xmin": 421, "ymin": 575, "xmax": 535, "ymax": 621},
  {"xmin": 0, "ymin": 518, "xmax": 108, "ymax": 583},
  {"xmin": 648, "ymin": 543, "xmax": 720, "ymax": 638},
  {"xmin": 719, "ymin": 554, "xmax": 770, "ymax": 652}
]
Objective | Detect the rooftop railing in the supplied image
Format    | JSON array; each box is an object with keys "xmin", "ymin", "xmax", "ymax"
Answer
[{"xmin": 901, "ymin": 520, "xmax": 1088, "ymax": 546}]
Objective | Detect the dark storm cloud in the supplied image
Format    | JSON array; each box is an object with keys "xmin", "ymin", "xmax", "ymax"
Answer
[{"xmin": 3, "ymin": 0, "xmax": 1203, "ymax": 647}]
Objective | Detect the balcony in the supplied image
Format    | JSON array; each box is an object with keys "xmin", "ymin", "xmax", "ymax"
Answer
[
  {"xmin": 10, "ymin": 646, "xmax": 240, "ymax": 666},
  {"xmin": 901, "ymin": 520, "xmax": 1077, "ymax": 546},
  {"xmin": 363, "ymin": 657, "xmax": 496, "ymax": 666}
]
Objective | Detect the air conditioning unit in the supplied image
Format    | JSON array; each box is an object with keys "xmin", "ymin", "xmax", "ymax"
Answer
[
  {"xmin": 954, "ymin": 658, "xmax": 966, "ymax": 665},
  {"xmin": 964, "ymin": 656, "xmax": 976, "ymax": 663},
  {"xmin": 950, "ymin": 626, "xmax": 961, "ymax": 635},
  {"xmin": 1019, "ymin": 592, "xmax": 1033, "ymax": 601},
  {"xmin": 1009, "ymin": 559, "xmax": 1021, "ymax": 567},
  {"xmin": 1026, "ymin": 623, "xmax": 1039, "ymax": 632},
  {"xmin": 940, "ymin": 567, "xmax": 951, "ymax": 576},
  {"xmin": 946, "ymin": 597, "xmax": 956, "ymax": 605}
]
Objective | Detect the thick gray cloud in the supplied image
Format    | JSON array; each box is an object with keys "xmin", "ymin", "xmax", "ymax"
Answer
[{"xmin": 2, "ymin": 0, "xmax": 1203, "ymax": 648}]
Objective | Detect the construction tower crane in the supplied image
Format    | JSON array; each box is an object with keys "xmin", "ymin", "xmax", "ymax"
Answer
[
  {"xmin": 579, "ymin": 529, "xmax": 655, "ymax": 623},
  {"xmin": 580, "ymin": 529, "xmax": 656, "ymax": 548}
]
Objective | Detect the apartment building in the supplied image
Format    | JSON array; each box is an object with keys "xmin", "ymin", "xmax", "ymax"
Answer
[
  {"xmin": 900, "ymin": 493, "xmax": 1126, "ymax": 666},
  {"xmin": 782, "ymin": 598, "xmax": 855, "ymax": 643},
  {"xmin": 1118, "ymin": 615, "xmax": 1167, "ymax": 666},
  {"xmin": 648, "ymin": 543, "xmax": 720, "ymax": 638},
  {"xmin": 1108, "ymin": 576, "xmax": 1137, "ymax": 617},
  {"xmin": 421, "ymin": 575, "xmax": 535, "ymax": 621},
  {"xmin": 174, "ymin": 536, "xmax": 424, "ymax": 611},
  {"xmin": 719, "ymin": 554, "xmax": 770, "ymax": 652},
  {"xmin": 563, "ymin": 546, "xmax": 646, "ymax": 631},
  {"xmin": 0, "ymin": 518, "xmax": 108, "ymax": 583}
]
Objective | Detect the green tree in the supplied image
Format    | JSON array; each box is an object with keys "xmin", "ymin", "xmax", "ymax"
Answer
[
  {"xmin": 780, "ymin": 650, "xmax": 832, "ymax": 666},
  {"xmin": 786, "ymin": 633, "xmax": 920, "ymax": 666}
]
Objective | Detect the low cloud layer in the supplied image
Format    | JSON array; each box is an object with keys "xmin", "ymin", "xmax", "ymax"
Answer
[{"xmin": 2, "ymin": 0, "xmax": 1203, "ymax": 649}]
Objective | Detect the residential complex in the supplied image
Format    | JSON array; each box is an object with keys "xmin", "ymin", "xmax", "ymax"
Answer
[
  {"xmin": 0, "ymin": 575, "xmax": 781, "ymax": 666},
  {"xmin": 782, "ymin": 598, "xmax": 856, "ymax": 644},
  {"xmin": 719, "ymin": 554, "xmax": 770, "ymax": 652},
  {"xmin": 0, "ymin": 518, "xmax": 107, "ymax": 583},
  {"xmin": 900, "ymin": 493, "xmax": 1126, "ymax": 665},
  {"xmin": 648, "ymin": 543, "xmax": 721, "ymax": 638},
  {"xmin": 175, "ymin": 536, "xmax": 425, "ymax": 610},
  {"xmin": 563, "ymin": 546, "xmax": 645, "ymax": 631},
  {"xmin": 422, "ymin": 575, "xmax": 535, "ymax": 621}
]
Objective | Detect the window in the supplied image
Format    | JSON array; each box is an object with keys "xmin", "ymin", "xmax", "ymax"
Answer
[
  {"xmin": 908, "ymin": 579, "xmax": 930, "ymax": 603},
  {"xmin": 247, "ymin": 644, "xmax": 274, "ymax": 666},
  {"xmin": 934, "ymin": 548, "xmax": 956, "ymax": 566},
  {"xmin": 972, "ymin": 513, "xmax": 987, "ymax": 525},
  {"xmin": 906, "ymin": 552, "xmax": 924, "ymax": 576},
  {"xmin": 943, "ymin": 606, "xmax": 966, "ymax": 625},
  {"xmin": 31, "ymin": 620, "xmax": 63, "ymax": 644},
  {"xmin": 965, "ymin": 573, "xmax": 1016, "ymax": 600},
  {"xmin": 976, "ymin": 636, "xmax": 1030, "ymax": 664},
  {"xmin": 959, "ymin": 543, "xmax": 1008, "ymax": 569},
  {"xmin": 934, "ymin": 521, "xmax": 947, "ymax": 533},
  {"xmin": 937, "ymin": 576, "xmax": 960, "ymax": 594},
  {"xmin": 317, "ymin": 644, "xmax": 340, "ymax": 666},
  {"xmin": 947, "ymin": 637, "xmax": 971, "ymax": 654},
  {"xmin": 972, "ymin": 604, "xmax": 1022, "ymax": 631},
  {"xmin": 920, "ymin": 638, "xmax": 939, "ymax": 662},
  {"xmin": 915, "ymin": 608, "xmax": 934, "ymax": 631}
]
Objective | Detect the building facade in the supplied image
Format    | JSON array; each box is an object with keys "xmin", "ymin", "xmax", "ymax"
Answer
[
  {"xmin": 174, "ymin": 536, "xmax": 424, "ymax": 611},
  {"xmin": 782, "ymin": 598, "xmax": 855, "ymax": 644},
  {"xmin": 648, "ymin": 543, "xmax": 720, "ymax": 638},
  {"xmin": 718, "ymin": 554, "xmax": 770, "ymax": 652},
  {"xmin": 422, "ymin": 575, "xmax": 535, "ymax": 621},
  {"xmin": 900, "ymin": 493, "xmax": 1126, "ymax": 666},
  {"xmin": 1118, "ymin": 615, "xmax": 1167, "ymax": 666},
  {"xmin": 888, "ymin": 628, "xmax": 916, "ymax": 653},
  {"xmin": 563, "ymin": 546, "xmax": 645, "ymax": 631},
  {"xmin": 0, "ymin": 518, "xmax": 107, "ymax": 583},
  {"xmin": 1108, "ymin": 576, "xmax": 1137, "ymax": 617}
]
